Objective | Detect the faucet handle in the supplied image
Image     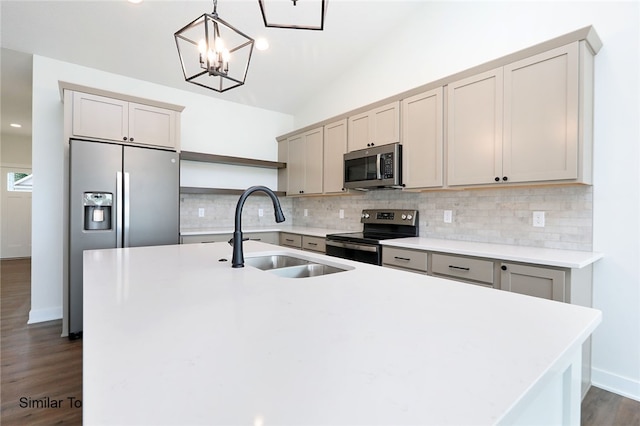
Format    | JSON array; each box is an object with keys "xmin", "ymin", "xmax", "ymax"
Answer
[{"xmin": 228, "ymin": 237, "xmax": 250, "ymax": 246}]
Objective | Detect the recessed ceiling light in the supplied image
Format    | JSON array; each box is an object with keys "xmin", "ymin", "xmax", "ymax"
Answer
[
  {"xmin": 10, "ymin": 123, "xmax": 22, "ymax": 128},
  {"xmin": 255, "ymin": 38, "xmax": 269, "ymax": 51}
]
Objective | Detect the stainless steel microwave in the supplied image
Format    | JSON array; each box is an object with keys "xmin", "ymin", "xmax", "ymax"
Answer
[{"xmin": 343, "ymin": 143, "xmax": 402, "ymax": 189}]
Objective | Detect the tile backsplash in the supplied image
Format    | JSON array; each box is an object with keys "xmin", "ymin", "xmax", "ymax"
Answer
[
  {"xmin": 180, "ymin": 193, "xmax": 295, "ymax": 229},
  {"xmin": 181, "ymin": 185, "xmax": 593, "ymax": 251}
]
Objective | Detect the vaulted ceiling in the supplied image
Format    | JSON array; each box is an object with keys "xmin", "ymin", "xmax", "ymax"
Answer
[{"xmin": 1, "ymin": 0, "xmax": 428, "ymax": 137}]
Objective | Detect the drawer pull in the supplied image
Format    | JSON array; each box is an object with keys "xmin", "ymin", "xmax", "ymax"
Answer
[
  {"xmin": 394, "ymin": 256, "xmax": 411, "ymax": 261},
  {"xmin": 285, "ymin": 238, "xmax": 294, "ymax": 242},
  {"xmin": 307, "ymin": 242, "xmax": 318, "ymax": 246},
  {"xmin": 448, "ymin": 265, "xmax": 470, "ymax": 271}
]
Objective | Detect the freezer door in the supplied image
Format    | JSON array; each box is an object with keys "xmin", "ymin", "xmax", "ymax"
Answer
[
  {"xmin": 123, "ymin": 146, "xmax": 179, "ymax": 247},
  {"xmin": 69, "ymin": 139, "xmax": 123, "ymax": 337}
]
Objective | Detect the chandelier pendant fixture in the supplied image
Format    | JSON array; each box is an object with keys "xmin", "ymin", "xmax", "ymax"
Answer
[
  {"xmin": 258, "ymin": 0, "xmax": 327, "ymax": 31},
  {"xmin": 175, "ymin": 0, "xmax": 254, "ymax": 92}
]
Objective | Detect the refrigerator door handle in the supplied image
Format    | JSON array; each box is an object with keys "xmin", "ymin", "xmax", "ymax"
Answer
[
  {"xmin": 124, "ymin": 172, "xmax": 131, "ymax": 248},
  {"xmin": 116, "ymin": 172, "xmax": 123, "ymax": 248}
]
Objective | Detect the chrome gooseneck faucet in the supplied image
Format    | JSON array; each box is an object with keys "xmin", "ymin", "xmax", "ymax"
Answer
[{"xmin": 232, "ymin": 186, "xmax": 285, "ymax": 268}]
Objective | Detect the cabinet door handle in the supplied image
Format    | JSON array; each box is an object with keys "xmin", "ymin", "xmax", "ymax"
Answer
[
  {"xmin": 394, "ymin": 256, "xmax": 411, "ymax": 261},
  {"xmin": 448, "ymin": 265, "xmax": 470, "ymax": 271},
  {"xmin": 123, "ymin": 137, "xmax": 128, "ymax": 141},
  {"xmin": 494, "ymin": 177, "xmax": 500, "ymax": 182},
  {"xmin": 130, "ymin": 137, "xmax": 135, "ymax": 142},
  {"xmin": 502, "ymin": 176, "xmax": 508, "ymax": 181},
  {"xmin": 501, "ymin": 265, "xmax": 507, "ymax": 271}
]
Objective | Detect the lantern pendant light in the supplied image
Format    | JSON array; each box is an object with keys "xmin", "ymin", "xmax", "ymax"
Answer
[
  {"xmin": 175, "ymin": 0, "xmax": 254, "ymax": 92},
  {"xmin": 258, "ymin": 0, "xmax": 327, "ymax": 31}
]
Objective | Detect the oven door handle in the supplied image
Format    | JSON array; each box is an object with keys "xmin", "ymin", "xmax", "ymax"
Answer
[{"xmin": 326, "ymin": 240, "xmax": 379, "ymax": 253}]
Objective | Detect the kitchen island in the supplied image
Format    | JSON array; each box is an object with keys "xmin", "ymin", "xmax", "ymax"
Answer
[{"xmin": 83, "ymin": 241, "xmax": 601, "ymax": 425}]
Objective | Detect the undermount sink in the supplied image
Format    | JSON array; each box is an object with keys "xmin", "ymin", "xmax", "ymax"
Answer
[
  {"xmin": 244, "ymin": 254, "xmax": 351, "ymax": 278},
  {"xmin": 269, "ymin": 263, "xmax": 347, "ymax": 278},
  {"xmin": 245, "ymin": 255, "xmax": 310, "ymax": 270}
]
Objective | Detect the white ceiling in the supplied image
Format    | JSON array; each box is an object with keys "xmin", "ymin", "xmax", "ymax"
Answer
[{"xmin": 0, "ymin": 0, "xmax": 429, "ymax": 138}]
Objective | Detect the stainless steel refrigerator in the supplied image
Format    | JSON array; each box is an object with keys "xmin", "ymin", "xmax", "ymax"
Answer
[{"xmin": 69, "ymin": 139, "xmax": 179, "ymax": 338}]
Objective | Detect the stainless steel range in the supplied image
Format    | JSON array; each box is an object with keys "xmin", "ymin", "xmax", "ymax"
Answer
[{"xmin": 325, "ymin": 209, "xmax": 419, "ymax": 265}]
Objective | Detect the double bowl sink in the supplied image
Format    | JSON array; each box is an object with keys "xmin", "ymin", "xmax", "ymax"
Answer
[{"xmin": 245, "ymin": 254, "xmax": 351, "ymax": 278}]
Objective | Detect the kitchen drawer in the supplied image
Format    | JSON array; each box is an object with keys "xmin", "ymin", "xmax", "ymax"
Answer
[
  {"xmin": 302, "ymin": 235, "xmax": 326, "ymax": 253},
  {"xmin": 244, "ymin": 232, "xmax": 279, "ymax": 245},
  {"xmin": 431, "ymin": 253, "xmax": 495, "ymax": 286},
  {"xmin": 181, "ymin": 234, "xmax": 230, "ymax": 244},
  {"xmin": 382, "ymin": 247, "xmax": 428, "ymax": 273},
  {"xmin": 279, "ymin": 232, "xmax": 302, "ymax": 248}
]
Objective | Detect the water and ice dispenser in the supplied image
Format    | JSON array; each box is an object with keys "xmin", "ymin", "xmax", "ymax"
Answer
[{"xmin": 83, "ymin": 192, "xmax": 113, "ymax": 231}]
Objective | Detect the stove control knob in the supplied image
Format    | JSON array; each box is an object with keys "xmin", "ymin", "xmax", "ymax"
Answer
[
  {"xmin": 407, "ymin": 214, "xmax": 413, "ymax": 220},
  {"xmin": 362, "ymin": 213, "xmax": 370, "ymax": 219},
  {"xmin": 401, "ymin": 214, "xmax": 407, "ymax": 220}
]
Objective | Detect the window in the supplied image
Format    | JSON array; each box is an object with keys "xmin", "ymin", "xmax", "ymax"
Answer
[{"xmin": 7, "ymin": 172, "xmax": 32, "ymax": 192}]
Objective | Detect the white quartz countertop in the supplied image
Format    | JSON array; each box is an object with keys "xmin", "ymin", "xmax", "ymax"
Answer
[
  {"xmin": 83, "ymin": 242, "xmax": 601, "ymax": 425},
  {"xmin": 382, "ymin": 237, "xmax": 603, "ymax": 269}
]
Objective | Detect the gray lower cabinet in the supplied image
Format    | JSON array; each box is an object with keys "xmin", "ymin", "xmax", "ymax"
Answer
[
  {"xmin": 181, "ymin": 232, "xmax": 279, "ymax": 245},
  {"xmin": 302, "ymin": 235, "xmax": 326, "ymax": 253},
  {"xmin": 382, "ymin": 248, "xmax": 593, "ymax": 305},
  {"xmin": 431, "ymin": 253, "xmax": 495, "ymax": 287},
  {"xmin": 500, "ymin": 262, "xmax": 566, "ymax": 302},
  {"xmin": 280, "ymin": 233, "xmax": 326, "ymax": 253},
  {"xmin": 181, "ymin": 234, "xmax": 230, "ymax": 244},
  {"xmin": 279, "ymin": 232, "xmax": 302, "ymax": 248},
  {"xmin": 382, "ymin": 247, "xmax": 428, "ymax": 274}
]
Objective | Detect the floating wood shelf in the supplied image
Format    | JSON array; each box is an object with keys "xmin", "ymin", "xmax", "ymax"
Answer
[
  {"xmin": 180, "ymin": 151, "xmax": 286, "ymax": 169},
  {"xmin": 180, "ymin": 187, "xmax": 286, "ymax": 197}
]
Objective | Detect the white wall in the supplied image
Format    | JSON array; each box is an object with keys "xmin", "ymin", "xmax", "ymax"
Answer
[
  {"xmin": 30, "ymin": 55, "xmax": 293, "ymax": 326},
  {"xmin": 296, "ymin": 1, "xmax": 640, "ymax": 401}
]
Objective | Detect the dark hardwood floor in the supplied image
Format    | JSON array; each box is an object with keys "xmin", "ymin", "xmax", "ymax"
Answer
[
  {"xmin": 1, "ymin": 258, "xmax": 82, "ymax": 425},
  {"xmin": 1, "ymin": 258, "xmax": 638, "ymax": 425}
]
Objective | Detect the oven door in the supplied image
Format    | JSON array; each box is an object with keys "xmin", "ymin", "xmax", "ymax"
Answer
[{"xmin": 325, "ymin": 240, "xmax": 381, "ymax": 265}]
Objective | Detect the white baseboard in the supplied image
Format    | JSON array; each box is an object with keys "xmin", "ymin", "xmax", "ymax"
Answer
[
  {"xmin": 592, "ymin": 367, "xmax": 640, "ymax": 402},
  {"xmin": 28, "ymin": 306, "xmax": 62, "ymax": 324}
]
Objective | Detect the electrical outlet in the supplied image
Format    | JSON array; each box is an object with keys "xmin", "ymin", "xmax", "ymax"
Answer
[
  {"xmin": 339, "ymin": 209, "xmax": 345, "ymax": 219},
  {"xmin": 198, "ymin": 208, "xmax": 205, "ymax": 218},
  {"xmin": 304, "ymin": 209, "xmax": 309, "ymax": 217},
  {"xmin": 533, "ymin": 211, "xmax": 545, "ymax": 227},
  {"xmin": 444, "ymin": 210, "xmax": 453, "ymax": 223},
  {"xmin": 258, "ymin": 208, "xmax": 264, "ymax": 217}
]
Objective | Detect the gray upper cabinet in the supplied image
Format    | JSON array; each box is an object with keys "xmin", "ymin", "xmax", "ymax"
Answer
[
  {"xmin": 287, "ymin": 127, "xmax": 324, "ymax": 196},
  {"xmin": 323, "ymin": 119, "xmax": 348, "ymax": 194},
  {"xmin": 71, "ymin": 91, "xmax": 180, "ymax": 150},
  {"xmin": 447, "ymin": 67, "xmax": 504, "ymax": 186},
  {"xmin": 275, "ymin": 28, "xmax": 600, "ymax": 193},
  {"xmin": 447, "ymin": 41, "xmax": 593, "ymax": 187},
  {"xmin": 347, "ymin": 101, "xmax": 400, "ymax": 152},
  {"xmin": 503, "ymin": 43, "xmax": 580, "ymax": 183},
  {"xmin": 401, "ymin": 87, "xmax": 444, "ymax": 189}
]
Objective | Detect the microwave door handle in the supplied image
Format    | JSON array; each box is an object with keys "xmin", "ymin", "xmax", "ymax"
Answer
[{"xmin": 376, "ymin": 153, "xmax": 382, "ymax": 180}]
